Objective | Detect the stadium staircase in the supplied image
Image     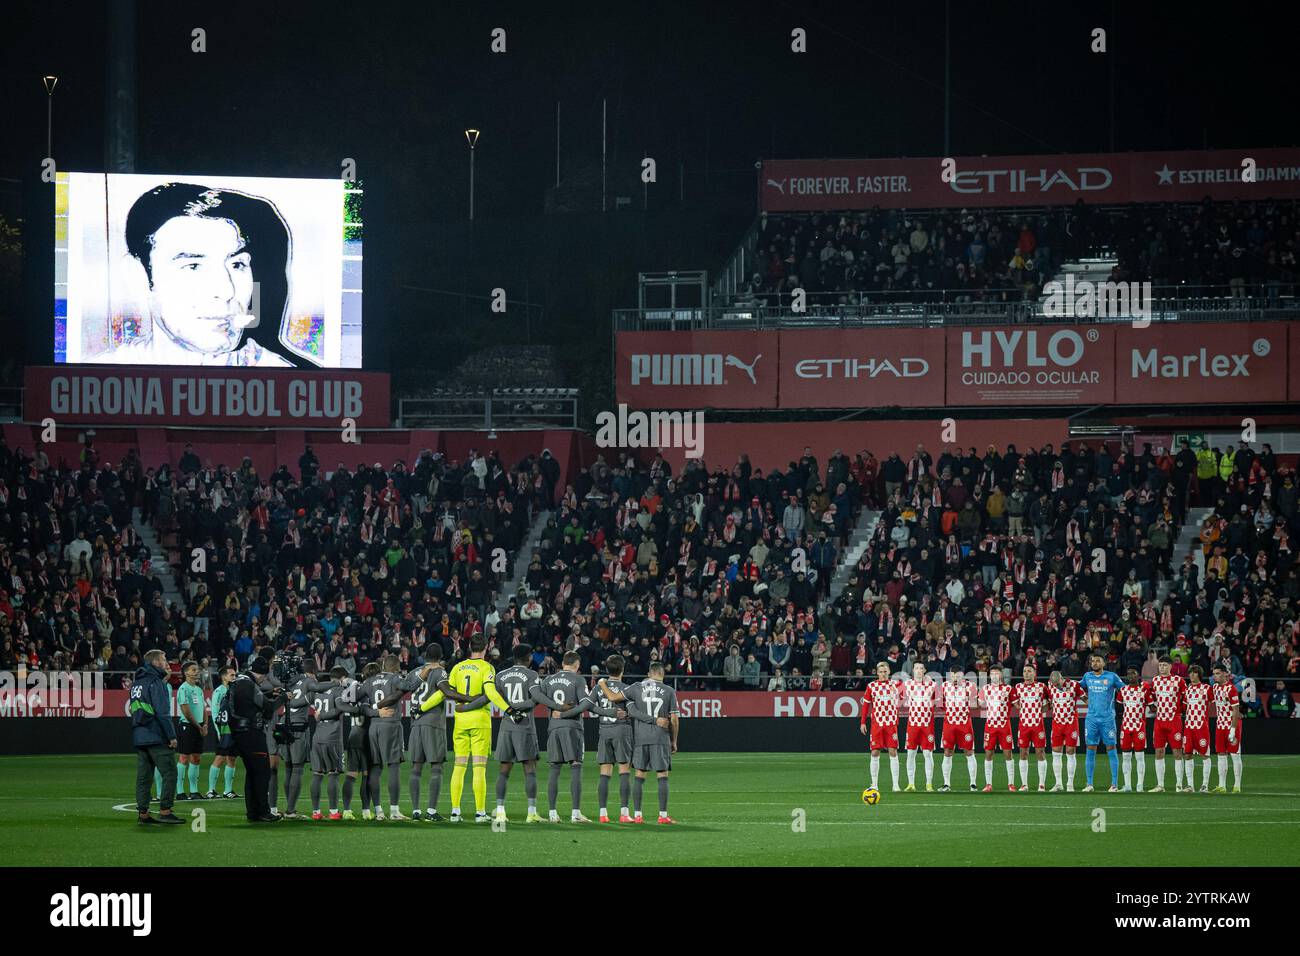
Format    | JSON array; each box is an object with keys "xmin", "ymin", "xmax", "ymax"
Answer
[
  {"xmin": 827, "ymin": 509, "xmax": 882, "ymax": 603},
  {"xmin": 1155, "ymin": 506, "xmax": 1213, "ymax": 608},
  {"xmin": 493, "ymin": 508, "xmax": 552, "ymax": 619},
  {"xmin": 1032, "ymin": 252, "xmax": 1118, "ymax": 315},
  {"xmin": 133, "ymin": 507, "xmax": 185, "ymax": 611}
]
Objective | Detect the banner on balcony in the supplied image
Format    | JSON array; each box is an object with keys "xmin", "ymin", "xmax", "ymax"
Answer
[{"xmin": 760, "ymin": 148, "xmax": 1300, "ymax": 211}]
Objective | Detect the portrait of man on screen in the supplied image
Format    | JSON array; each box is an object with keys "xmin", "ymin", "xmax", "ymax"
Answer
[{"xmin": 105, "ymin": 182, "xmax": 311, "ymax": 368}]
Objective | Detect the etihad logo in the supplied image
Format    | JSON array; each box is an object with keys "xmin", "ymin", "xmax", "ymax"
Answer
[
  {"xmin": 950, "ymin": 167, "xmax": 1112, "ymax": 195},
  {"xmin": 630, "ymin": 352, "xmax": 761, "ymax": 387},
  {"xmin": 794, "ymin": 357, "xmax": 930, "ymax": 379},
  {"xmin": 1130, "ymin": 339, "xmax": 1272, "ymax": 379}
]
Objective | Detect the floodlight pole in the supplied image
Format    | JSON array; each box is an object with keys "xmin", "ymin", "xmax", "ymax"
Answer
[
  {"xmin": 465, "ymin": 128, "xmax": 480, "ymax": 221},
  {"xmin": 43, "ymin": 75, "xmax": 58, "ymax": 159}
]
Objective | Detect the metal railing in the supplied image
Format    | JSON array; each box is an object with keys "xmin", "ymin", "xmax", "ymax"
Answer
[
  {"xmin": 615, "ymin": 283, "xmax": 1300, "ymax": 331},
  {"xmin": 396, "ymin": 388, "xmax": 579, "ymax": 430}
]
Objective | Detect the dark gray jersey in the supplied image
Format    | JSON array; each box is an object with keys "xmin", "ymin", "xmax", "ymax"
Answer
[
  {"xmin": 411, "ymin": 666, "xmax": 449, "ymax": 727},
  {"xmin": 359, "ymin": 671, "xmax": 420, "ymax": 722},
  {"xmin": 306, "ymin": 681, "xmax": 352, "ymax": 745},
  {"xmin": 341, "ymin": 679, "xmax": 367, "ymax": 745},
  {"xmin": 538, "ymin": 671, "xmax": 591, "ymax": 721},
  {"xmin": 283, "ymin": 673, "xmax": 317, "ymax": 728},
  {"xmin": 495, "ymin": 665, "xmax": 547, "ymax": 723},
  {"xmin": 591, "ymin": 677, "xmax": 631, "ymax": 733},
  {"xmin": 623, "ymin": 680, "xmax": 679, "ymax": 745}
]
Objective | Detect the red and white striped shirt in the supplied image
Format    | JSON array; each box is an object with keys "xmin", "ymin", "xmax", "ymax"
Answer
[
  {"xmin": 1048, "ymin": 679, "xmax": 1085, "ymax": 725},
  {"xmin": 979, "ymin": 683, "xmax": 1014, "ymax": 731},
  {"xmin": 1183, "ymin": 683, "xmax": 1212, "ymax": 731},
  {"xmin": 1150, "ymin": 673, "xmax": 1186, "ymax": 722},
  {"xmin": 861, "ymin": 679, "xmax": 902, "ymax": 728},
  {"xmin": 1118, "ymin": 683, "xmax": 1151, "ymax": 732},
  {"xmin": 1212, "ymin": 682, "xmax": 1240, "ymax": 727},
  {"xmin": 901, "ymin": 678, "xmax": 937, "ymax": 724},
  {"xmin": 1012, "ymin": 681, "xmax": 1049, "ymax": 728},
  {"xmin": 940, "ymin": 679, "xmax": 975, "ymax": 724}
]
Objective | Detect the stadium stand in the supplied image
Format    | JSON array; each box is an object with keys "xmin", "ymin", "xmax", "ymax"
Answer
[
  {"xmin": 2, "ymin": 432, "xmax": 1294, "ymax": 711},
  {"xmin": 700, "ymin": 199, "xmax": 1300, "ymax": 326}
]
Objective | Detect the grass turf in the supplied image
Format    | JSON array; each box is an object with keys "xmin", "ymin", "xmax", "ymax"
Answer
[{"xmin": 2, "ymin": 752, "xmax": 1298, "ymax": 866}]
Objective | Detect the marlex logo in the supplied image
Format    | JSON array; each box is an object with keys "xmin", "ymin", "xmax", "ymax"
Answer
[{"xmin": 1131, "ymin": 339, "xmax": 1271, "ymax": 379}]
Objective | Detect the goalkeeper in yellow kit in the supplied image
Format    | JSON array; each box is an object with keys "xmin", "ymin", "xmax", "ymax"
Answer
[{"xmin": 422, "ymin": 633, "xmax": 512, "ymax": 822}]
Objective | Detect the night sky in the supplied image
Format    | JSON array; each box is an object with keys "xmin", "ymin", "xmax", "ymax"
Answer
[{"xmin": 2, "ymin": 1, "xmax": 1294, "ymax": 397}]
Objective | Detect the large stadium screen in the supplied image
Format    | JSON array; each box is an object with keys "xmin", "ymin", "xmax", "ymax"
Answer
[{"xmin": 54, "ymin": 172, "xmax": 362, "ymax": 368}]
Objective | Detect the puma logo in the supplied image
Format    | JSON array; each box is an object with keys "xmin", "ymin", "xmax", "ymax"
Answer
[
  {"xmin": 766, "ymin": 179, "xmax": 787, "ymax": 195},
  {"xmin": 725, "ymin": 353, "xmax": 761, "ymax": 385}
]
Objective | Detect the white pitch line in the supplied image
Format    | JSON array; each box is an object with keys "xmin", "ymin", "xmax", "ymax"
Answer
[
  {"xmin": 684, "ymin": 820, "xmax": 1300, "ymax": 828},
  {"xmin": 700, "ymin": 801, "xmax": 1300, "ymax": 812}
]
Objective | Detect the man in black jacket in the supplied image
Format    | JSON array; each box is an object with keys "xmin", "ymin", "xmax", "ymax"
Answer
[{"xmin": 229, "ymin": 656, "xmax": 284, "ymax": 822}]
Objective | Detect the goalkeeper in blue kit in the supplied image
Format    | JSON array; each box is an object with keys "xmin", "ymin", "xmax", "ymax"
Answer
[{"xmin": 1078, "ymin": 654, "xmax": 1125, "ymax": 792}]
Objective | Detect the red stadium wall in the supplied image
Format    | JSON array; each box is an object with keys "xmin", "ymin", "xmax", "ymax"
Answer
[{"xmin": 616, "ymin": 323, "xmax": 1294, "ymax": 411}]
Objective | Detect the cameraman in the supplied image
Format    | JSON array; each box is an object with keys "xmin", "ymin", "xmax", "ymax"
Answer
[
  {"xmin": 229, "ymin": 656, "xmax": 284, "ymax": 822},
  {"xmin": 276, "ymin": 662, "xmax": 318, "ymax": 818}
]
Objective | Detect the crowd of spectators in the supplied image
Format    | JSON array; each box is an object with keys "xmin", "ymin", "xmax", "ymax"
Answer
[
  {"xmin": 733, "ymin": 199, "xmax": 1300, "ymax": 309},
  {"xmin": 1, "ymin": 431, "xmax": 1296, "ymax": 714},
  {"xmin": 1100, "ymin": 198, "xmax": 1299, "ymax": 297},
  {"xmin": 0, "ymin": 435, "xmax": 560, "ymax": 689},
  {"xmin": 742, "ymin": 207, "xmax": 1062, "ymax": 306}
]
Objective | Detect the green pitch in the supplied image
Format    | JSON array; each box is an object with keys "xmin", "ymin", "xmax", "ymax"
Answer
[{"xmin": 3, "ymin": 753, "xmax": 1299, "ymax": 866}]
